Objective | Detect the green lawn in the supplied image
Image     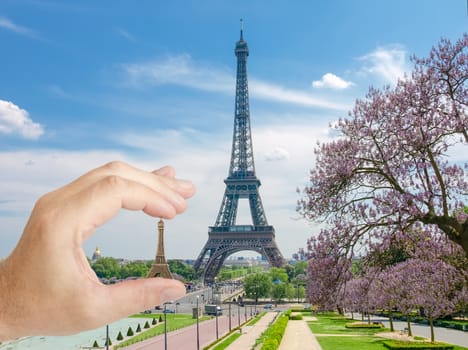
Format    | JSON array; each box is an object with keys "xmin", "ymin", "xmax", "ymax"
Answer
[
  {"xmin": 308, "ymin": 314, "xmax": 386, "ymax": 335},
  {"xmin": 210, "ymin": 332, "xmax": 241, "ymax": 350},
  {"xmin": 317, "ymin": 335, "xmax": 387, "ymax": 350},
  {"xmin": 114, "ymin": 313, "xmax": 211, "ymax": 349},
  {"xmin": 308, "ymin": 313, "xmax": 468, "ymax": 350}
]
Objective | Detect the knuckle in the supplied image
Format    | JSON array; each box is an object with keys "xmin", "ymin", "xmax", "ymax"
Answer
[
  {"xmin": 101, "ymin": 174, "xmax": 126, "ymax": 190},
  {"xmin": 102, "ymin": 161, "xmax": 128, "ymax": 174}
]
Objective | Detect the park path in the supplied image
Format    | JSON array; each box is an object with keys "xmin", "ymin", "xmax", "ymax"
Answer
[
  {"xmin": 277, "ymin": 316, "xmax": 322, "ymax": 350},
  {"xmin": 224, "ymin": 312, "xmax": 277, "ymax": 350}
]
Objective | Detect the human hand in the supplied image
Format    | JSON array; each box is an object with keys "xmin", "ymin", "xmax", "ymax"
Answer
[{"xmin": 0, "ymin": 161, "xmax": 196, "ymax": 340}]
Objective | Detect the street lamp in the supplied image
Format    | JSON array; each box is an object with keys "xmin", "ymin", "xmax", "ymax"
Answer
[
  {"xmin": 163, "ymin": 301, "xmax": 173, "ymax": 350},
  {"xmin": 228, "ymin": 302, "xmax": 232, "ymax": 331},
  {"xmin": 237, "ymin": 302, "xmax": 240, "ymax": 327},
  {"xmin": 105, "ymin": 324, "xmax": 109, "ymax": 350},
  {"xmin": 196, "ymin": 295, "xmax": 200, "ymax": 350},
  {"xmin": 215, "ymin": 294, "xmax": 219, "ymax": 340}
]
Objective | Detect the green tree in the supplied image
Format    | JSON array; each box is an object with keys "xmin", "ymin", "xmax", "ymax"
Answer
[
  {"xmin": 268, "ymin": 267, "xmax": 288, "ymax": 283},
  {"xmin": 120, "ymin": 261, "xmax": 149, "ymax": 279},
  {"xmin": 271, "ymin": 282, "xmax": 287, "ymax": 305},
  {"xmin": 244, "ymin": 273, "xmax": 271, "ymax": 303},
  {"xmin": 285, "ymin": 283, "xmax": 296, "ymax": 301},
  {"xmin": 167, "ymin": 260, "xmax": 195, "ymax": 281},
  {"xmin": 91, "ymin": 257, "xmax": 120, "ymax": 279}
]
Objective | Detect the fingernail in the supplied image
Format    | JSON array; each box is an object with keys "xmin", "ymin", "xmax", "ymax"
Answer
[{"xmin": 178, "ymin": 180, "xmax": 196, "ymax": 195}]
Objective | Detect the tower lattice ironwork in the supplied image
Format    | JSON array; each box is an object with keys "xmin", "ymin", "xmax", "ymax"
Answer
[{"xmin": 194, "ymin": 25, "xmax": 285, "ymax": 284}]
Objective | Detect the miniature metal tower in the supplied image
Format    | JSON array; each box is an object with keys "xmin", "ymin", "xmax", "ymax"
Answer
[
  {"xmin": 194, "ymin": 23, "xmax": 285, "ymax": 284},
  {"xmin": 147, "ymin": 219, "xmax": 173, "ymax": 279}
]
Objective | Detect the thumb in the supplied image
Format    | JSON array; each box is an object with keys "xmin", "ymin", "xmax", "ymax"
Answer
[{"xmin": 96, "ymin": 278, "xmax": 186, "ymax": 321}]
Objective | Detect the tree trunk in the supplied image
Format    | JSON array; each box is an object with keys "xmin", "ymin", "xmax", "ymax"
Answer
[
  {"xmin": 367, "ymin": 311, "xmax": 371, "ymax": 324},
  {"xmin": 389, "ymin": 311, "xmax": 394, "ymax": 332},
  {"xmin": 406, "ymin": 314, "xmax": 412, "ymax": 336},
  {"xmin": 351, "ymin": 311, "xmax": 354, "ymax": 320},
  {"xmin": 429, "ymin": 316, "xmax": 435, "ymax": 343}
]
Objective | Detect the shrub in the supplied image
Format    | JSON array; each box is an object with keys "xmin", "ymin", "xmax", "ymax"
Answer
[
  {"xmin": 105, "ymin": 337, "xmax": 112, "ymax": 346},
  {"xmin": 144, "ymin": 320, "xmax": 150, "ymax": 329},
  {"xmin": 127, "ymin": 326, "xmax": 134, "ymax": 337},
  {"xmin": 116, "ymin": 331, "xmax": 124, "ymax": 341},
  {"xmin": 259, "ymin": 313, "xmax": 289, "ymax": 350},
  {"xmin": 92, "ymin": 340, "xmax": 99, "ymax": 348},
  {"xmin": 289, "ymin": 313, "xmax": 303, "ymax": 320},
  {"xmin": 152, "ymin": 317, "xmax": 157, "ymax": 325},
  {"xmin": 136, "ymin": 323, "xmax": 141, "ymax": 332},
  {"xmin": 345, "ymin": 322, "xmax": 383, "ymax": 328},
  {"xmin": 382, "ymin": 340, "xmax": 454, "ymax": 349},
  {"xmin": 159, "ymin": 315, "xmax": 163, "ymax": 322}
]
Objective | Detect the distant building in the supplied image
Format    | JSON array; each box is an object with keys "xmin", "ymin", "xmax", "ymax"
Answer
[{"xmin": 91, "ymin": 246, "xmax": 101, "ymax": 261}]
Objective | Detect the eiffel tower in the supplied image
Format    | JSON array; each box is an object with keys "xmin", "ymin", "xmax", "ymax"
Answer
[{"xmin": 194, "ymin": 23, "xmax": 285, "ymax": 284}]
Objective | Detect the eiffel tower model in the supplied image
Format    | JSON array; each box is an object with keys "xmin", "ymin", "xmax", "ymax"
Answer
[
  {"xmin": 194, "ymin": 23, "xmax": 285, "ymax": 284},
  {"xmin": 147, "ymin": 219, "xmax": 173, "ymax": 279}
]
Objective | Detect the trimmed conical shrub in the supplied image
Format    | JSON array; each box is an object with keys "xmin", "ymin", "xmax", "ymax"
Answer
[
  {"xmin": 159, "ymin": 315, "xmax": 163, "ymax": 322},
  {"xmin": 116, "ymin": 331, "xmax": 124, "ymax": 341},
  {"xmin": 152, "ymin": 317, "xmax": 157, "ymax": 325},
  {"xmin": 136, "ymin": 323, "xmax": 141, "ymax": 332},
  {"xmin": 92, "ymin": 340, "xmax": 99, "ymax": 348},
  {"xmin": 127, "ymin": 326, "xmax": 134, "ymax": 336},
  {"xmin": 144, "ymin": 320, "xmax": 150, "ymax": 329},
  {"xmin": 105, "ymin": 337, "xmax": 112, "ymax": 346}
]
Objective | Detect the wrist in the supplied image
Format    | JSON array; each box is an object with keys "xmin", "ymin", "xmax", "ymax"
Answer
[{"xmin": 0, "ymin": 257, "xmax": 19, "ymax": 341}]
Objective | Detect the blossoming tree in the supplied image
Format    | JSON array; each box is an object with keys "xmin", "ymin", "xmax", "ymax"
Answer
[{"xmin": 298, "ymin": 34, "xmax": 468, "ymax": 255}]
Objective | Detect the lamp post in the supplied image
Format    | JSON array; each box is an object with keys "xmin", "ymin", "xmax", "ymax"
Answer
[
  {"xmin": 228, "ymin": 302, "xmax": 232, "ymax": 331},
  {"xmin": 237, "ymin": 302, "xmax": 240, "ymax": 327},
  {"xmin": 196, "ymin": 296, "xmax": 200, "ymax": 350},
  {"xmin": 215, "ymin": 295, "xmax": 219, "ymax": 340},
  {"xmin": 163, "ymin": 301, "xmax": 173, "ymax": 350},
  {"xmin": 105, "ymin": 324, "xmax": 109, "ymax": 350}
]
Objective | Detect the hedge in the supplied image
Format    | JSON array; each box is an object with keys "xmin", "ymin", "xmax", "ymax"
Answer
[
  {"xmin": 259, "ymin": 311, "xmax": 290, "ymax": 350},
  {"xmin": 382, "ymin": 340, "xmax": 454, "ymax": 350}
]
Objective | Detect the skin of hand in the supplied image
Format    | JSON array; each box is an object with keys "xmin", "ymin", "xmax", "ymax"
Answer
[{"xmin": 0, "ymin": 161, "xmax": 196, "ymax": 341}]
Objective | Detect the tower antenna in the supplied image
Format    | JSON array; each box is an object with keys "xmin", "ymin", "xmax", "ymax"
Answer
[{"xmin": 240, "ymin": 18, "xmax": 244, "ymax": 39}]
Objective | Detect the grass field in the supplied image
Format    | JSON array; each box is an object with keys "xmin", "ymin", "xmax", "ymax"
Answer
[{"xmin": 308, "ymin": 313, "xmax": 468, "ymax": 350}]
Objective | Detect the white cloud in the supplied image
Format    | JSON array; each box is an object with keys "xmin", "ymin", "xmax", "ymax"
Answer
[
  {"xmin": 264, "ymin": 147, "xmax": 290, "ymax": 161},
  {"xmin": 0, "ymin": 100, "xmax": 44, "ymax": 140},
  {"xmin": 0, "ymin": 119, "xmax": 331, "ymax": 260},
  {"xmin": 312, "ymin": 73, "xmax": 354, "ymax": 89},
  {"xmin": 121, "ymin": 54, "xmax": 233, "ymax": 93},
  {"xmin": 116, "ymin": 28, "xmax": 136, "ymax": 42},
  {"xmin": 0, "ymin": 16, "xmax": 38, "ymax": 38},
  {"xmin": 250, "ymin": 79, "xmax": 350, "ymax": 110},
  {"xmin": 120, "ymin": 55, "xmax": 351, "ymax": 111},
  {"xmin": 359, "ymin": 45, "xmax": 409, "ymax": 85}
]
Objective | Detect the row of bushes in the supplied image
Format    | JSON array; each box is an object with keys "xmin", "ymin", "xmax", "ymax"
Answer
[
  {"xmin": 382, "ymin": 340, "xmax": 454, "ymax": 350},
  {"xmin": 259, "ymin": 311, "xmax": 290, "ymax": 350},
  {"xmin": 374, "ymin": 312, "xmax": 467, "ymax": 331},
  {"xmin": 92, "ymin": 318, "xmax": 157, "ymax": 348},
  {"xmin": 345, "ymin": 321, "xmax": 383, "ymax": 329}
]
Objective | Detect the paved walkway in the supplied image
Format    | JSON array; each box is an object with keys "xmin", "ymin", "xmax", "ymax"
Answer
[
  {"xmin": 278, "ymin": 316, "xmax": 322, "ymax": 350},
  {"xmin": 224, "ymin": 312, "xmax": 277, "ymax": 350}
]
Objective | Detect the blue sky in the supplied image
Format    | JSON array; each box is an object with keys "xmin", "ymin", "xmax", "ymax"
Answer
[{"xmin": 0, "ymin": 0, "xmax": 467, "ymax": 260}]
